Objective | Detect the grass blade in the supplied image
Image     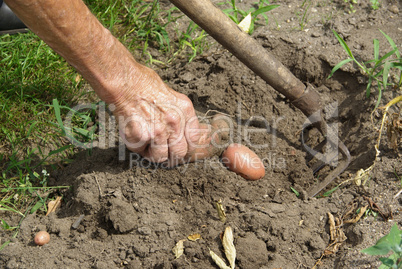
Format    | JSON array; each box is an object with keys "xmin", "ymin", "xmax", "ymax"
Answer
[
  {"xmin": 322, "ymin": 185, "xmax": 339, "ymax": 197},
  {"xmin": 251, "ymin": 5, "xmax": 280, "ymax": 17},
  {"xmin": 366, "ymin": 77, "xmax": 373, "ymax": 98},
  {"xmin": 380, "ymin": 30, "xmax": 400, "ymax": 58},
  {"xmin": 328, "ymin": 58, "xmax": 353, "ymax": 78},
  {"xmin": 374, "ymin": 84, "xmax": 383, "ymax": 109},
  {"xmin": 378, "ymin": 49, "xmax": 398, "ymax": 64},
  {"xmin": 0, "ymin": 241, "xmax": 11, "ymax": 251},
  {"xmin": 373, "ymin": 39, "xmax": 379, "ymax": 61},
  {"xmin": 0, "ymin": 204, "xmax": 24, "ymax": 216},
  {"xmin": 26, "ymin": 121, "xmax": 38, "ymax": 137},
  {"xmin": 52, "ymin": 99, "xmax": 66, "ymax": 135},
  {"xmin": 332, "ymin": 30, "xmax": 354, "ymax": 58},
  {"xmin": 382, "ymin": 61, "xmax": 392, "ymax": 94},
  {"xmin": 389, "ymin": 62, "xmax": 402, "ymax": 69},
  {"xmin": 30, "ymin": 200, "xmax": 44, "ymax": 214}
]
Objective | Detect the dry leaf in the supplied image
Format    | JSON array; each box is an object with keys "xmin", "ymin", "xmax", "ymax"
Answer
[
  {"xmin": 46, "ymin": 196, "xmax": 62, "ymax": 216},
  {"xmin": 222, "ymin": 227, "xmax": 236, "ymax": 269},
  {"xmin": 188, "ymin": 233, "xmax": 201, "ymax": 241},
  {"xmin": 386, "ymin": 113, "xmax": 401, "ymax": 151},
  {"xmin": 353, "ymin": 168, "xmax": 372, "ymax": 186},
  {"xmin": 328, "ymin": 212, "xmax": 336, "ymax": 240},
  {"xmin": 215, "ymin": 199, "xmax": 227, "ymax": 223},
  {"xmin": 364, "ymin": 196, "xmax": 393, "ymax": 221},
  {"xmin": 238, "ymin": 13, "xmax": 252, "ymax": 33},
  {"xmin": 75, "ymin": 74, "xmax": 81, "ymax": 83},
  {"xmin": 210, "ymin": 250, "xmax": 231, "ymax": 269},
  {"xmin": 172, "ymin": 239, "xmax": 186, "ymax": 259},
  {"xmin": 325, "ymin": 212, "xmax": 347, "ymax": 256},
  {"xmin": 343, "ymin": 205, "xmax": 368, "ymax": 224}
]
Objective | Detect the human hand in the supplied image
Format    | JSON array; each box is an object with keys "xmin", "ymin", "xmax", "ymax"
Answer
[
  {"xmin": 4, "ymin": 0, "xmax": 225, "ymax": 166},
  {"xmin": 111, "ymin": 64, "xmax": 207, "ymax": 167}
]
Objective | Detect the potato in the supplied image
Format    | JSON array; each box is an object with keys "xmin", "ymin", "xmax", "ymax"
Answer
[
  {"xmin": 221, "ymin": 143, "xmax": 265, "ymax": 180},
  {"xmin": 34, "ymin": 231, "xmax": 50, "ymax": 246}
]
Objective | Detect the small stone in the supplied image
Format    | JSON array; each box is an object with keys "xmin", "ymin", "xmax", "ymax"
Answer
[
  {"xmin": 137, "ymin": 226, "xmax": 151, "ymax": 236},
  {"xmin": 237, "ymin": 203, "xmax": 246, "ymax": 213},
  {"xmin": 388, "ymin": 5, "xmax": 399, "ymax": 14},
  {"xmin": 127, "ymin": 254, "xmax": 136, "ymax": 260},
  {"xmin": 180, "ymin": 72, "xmax": 195, "ymax": 83},
  {"xmin": 132, "ymin": 244, "xmax": 150, "ymax": 258},
  {"xmin": 348, "ymin": 17, "xmax": 356, "ymax": 25},
  {"xmin": 77, "ymin": 225, "xmax": 85, "ymax": 233},
  {"xmin": 311, "ymin": 32, "xmax": 321, "ymax": 38},
  {"xmin": 119, "ymin": 250, "xmax": 127, "ymax": 260},
  {"xmin": 268, "ymin": 203, "xmax": 285, "ymax": 214},
  {"xmin": 127, "ymin": 259, "xmax": 142, "ymax": 269},
  {"xmin": 96, "ymin": 228, "xmax": 108, "ymax": 240},
  {"xmin": 192, "ymin": 257, "xmax": 199, "ymax": 263}
]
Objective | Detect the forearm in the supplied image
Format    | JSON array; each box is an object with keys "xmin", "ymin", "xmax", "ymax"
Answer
[
  {"xmin": 5, "ymin": 0, "xmax": 142, "ymax": 104},
  {"xmin": 5, "ymin": 0, "xmax": 205, "ymax": 164}
]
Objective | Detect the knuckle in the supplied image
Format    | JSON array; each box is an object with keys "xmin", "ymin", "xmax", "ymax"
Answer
[
  {"xmin": 177, "ymin": 93, "xmax": 195, "ymax": 113},
  {"xmin": 152, "ymin": 123, "xmax": 166, "ymax": 138}
]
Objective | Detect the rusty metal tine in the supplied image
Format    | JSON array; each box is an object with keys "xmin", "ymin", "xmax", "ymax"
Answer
[{"xmin": 307, "ymin": 140, "xmax": 351, "ymax": 197}]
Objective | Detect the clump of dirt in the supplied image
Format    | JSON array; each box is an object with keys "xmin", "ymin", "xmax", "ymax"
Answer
[{"xmin": 1, "ymin": 0, "xmax": 401, "ymax": 268}]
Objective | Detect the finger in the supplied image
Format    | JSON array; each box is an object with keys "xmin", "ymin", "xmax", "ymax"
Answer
[
  {"xmin": 118, "ymin": 115, "xmax": 150, "ymax": 154},
  {"xmin": 141, "ymin": 122, "xmax": 169, "ymax": 163},
  {"xmin": 161, "ymin": 103, "xmax": 188, "ymax": 162},
  {"xmin": 185, "ymin": 114, "xmax": 201, "ymax": 154}
]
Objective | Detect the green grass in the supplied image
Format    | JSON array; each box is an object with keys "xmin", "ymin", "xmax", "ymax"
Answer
[
  {"xmin": 298, "ymin": 0, "xmax": 312, "ymax": 31},
  {"xmin": 329, "ymin": 29, "xmax": 402, "ymax": 110},
  {"xmin": 0, "ymin": 30, "xmax": 89, "ymax": 223},
  {"xmin": 219, "ymin": 0, "xmax": 279, "ymax": 34},
  {"xmin": 85, "ymin": 0, "xmax": 210, "ymax": 64},
  {"xmin": 0, "ymin": 0, "xmax": 212, "ymax": 237}
]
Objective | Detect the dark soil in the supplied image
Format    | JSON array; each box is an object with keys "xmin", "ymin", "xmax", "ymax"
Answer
[{"xmin": 1, "ymin": 0, "xmax": 401, "ymax": 268}]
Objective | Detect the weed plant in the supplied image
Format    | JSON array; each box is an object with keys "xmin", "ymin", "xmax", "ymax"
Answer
[
  {"xmin": 370, "ymin": 0, "xmax": 380, "ymax": 10},
  {"xmin": 362, "ymin": 224, "xmax": 402, "ymax": 269},
  {"xmin": 344, "ymin": 0, "xmax": 357, "ymax": 13},
  {"xmin": 298, "ymin": 0, "xmax": 312, "ymax": 31},
  {"xmin": 329, "ymin": 30, "xmax": 402, "ymax": 109},
  {"xmin": 175, "ymin": 22, "xmax": 209, "ymax": 62},
  {"xmin": 219, "ymin": 0, "xmax": 279, "ymax": 34}
]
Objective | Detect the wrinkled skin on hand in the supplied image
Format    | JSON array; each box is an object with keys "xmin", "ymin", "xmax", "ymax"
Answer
[{"xmin": 112, "ymin": 64, "xmax": 202, "ymax": 166}]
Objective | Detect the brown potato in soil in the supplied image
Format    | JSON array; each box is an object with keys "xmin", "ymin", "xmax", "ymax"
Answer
[
  {"xmin": 34, "ymin": 231, "xmax": 50, "ymax": 246},
  {"xmin": 222, "ymin": 143, "xmax": 265, "ymax": 180}
]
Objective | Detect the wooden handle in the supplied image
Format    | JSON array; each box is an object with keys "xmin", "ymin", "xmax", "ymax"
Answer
[{"xmin": 169, "ymin": 0, "xmax": 313, "ymax": 109}]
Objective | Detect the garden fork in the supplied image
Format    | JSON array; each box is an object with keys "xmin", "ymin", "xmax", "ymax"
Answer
[{"xmin": 170, "ymin": 0, "xmax": 351, "ymax": 197}]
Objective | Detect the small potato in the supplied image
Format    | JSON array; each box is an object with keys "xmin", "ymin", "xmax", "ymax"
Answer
[
  {"xmin": 34, "ymin": 231, "xmax": 50, "ymax": 246},
  {"xmin": 222, "ymin": 143, "xmax": 265, "ymax": 180}
]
